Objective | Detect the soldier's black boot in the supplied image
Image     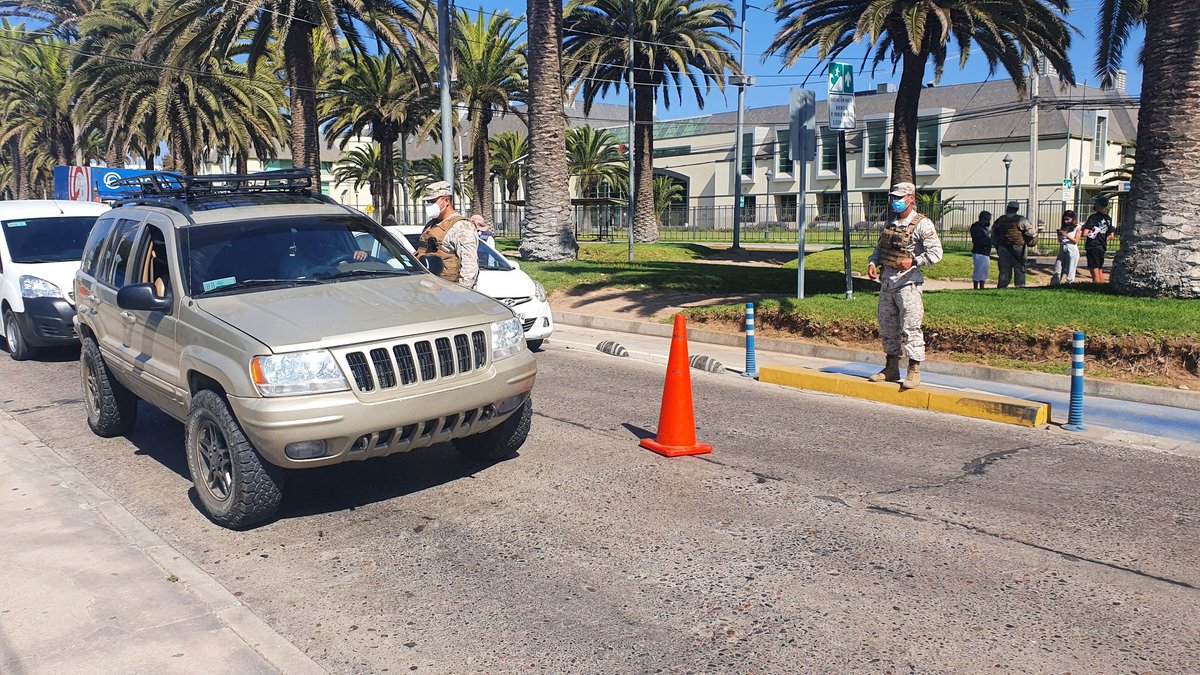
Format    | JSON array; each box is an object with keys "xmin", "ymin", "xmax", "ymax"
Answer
[{"xmin": 868, "ymin": 355, "xmax": 901, "ymax": 382}]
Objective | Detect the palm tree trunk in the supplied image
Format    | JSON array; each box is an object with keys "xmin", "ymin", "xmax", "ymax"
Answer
[
  {"xmin": 105, "ymin": 115, "xmax": 126, "ymax": 168},
  {"xmin": 7, "ymin": 137, "xmax": 27, "ymax": 199},
  {"xmin": 377, "ymin": 126, "xmax": 397, "ymax": 221},
  {"xmin": 236, "ymin": 152, "xmax": 248, "ymax": 175},
  {"xmin": 471, "ymin": 107, "xmax": 494, "ymax": 225},
  {"xmin": 168, "ymin": 100, "xmax": 194, "ymax": 176},
  {"xmin": 520, "ymin": 0, "xmax": 578, "ymax": 261},
  {"xmin": 399, "ymin": 132, "xmax": 411, "ymax": 225},
  {"xmin": 1111, "ymin": 0, "xmax": 1200, "ymax": 297},
  {"xmin": 283, "ymin": 25, "xmax": 322, "ymax": 182},
  {"xmin": 633, "ymin": 82, "xmax": 657, "ymax": 242},
  {"xmin": 889, "ymin": 51, "xmax": 926, "ymax": 186}
]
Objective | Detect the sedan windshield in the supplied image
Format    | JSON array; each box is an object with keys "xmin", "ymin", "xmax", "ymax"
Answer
[
  {"xmin": 184, "ymin": 215, "xmax": 424, "ymax": 296},
  {"xmin": 2, "ymin": 216, "xmax": 99, "ymax": 263}
]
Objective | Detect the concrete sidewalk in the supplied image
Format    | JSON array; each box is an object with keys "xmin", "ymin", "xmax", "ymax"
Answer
[{"xmin": 0, "ymin": 411, "xmax": 325, "ymax": 675}]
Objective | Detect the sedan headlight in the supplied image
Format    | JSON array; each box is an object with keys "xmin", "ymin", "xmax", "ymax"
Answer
[
  {"xmin": 250, "ymin": 349, "xmax": 349, "ymax": 397},
  {"xmin": 20, "ymin": 275, "xmax": 62, "ymax": 299},
  {"xmin": 491, "ymin": 317, "xmax": 525, "ymax": 361},
  {"xmin": 533, "ymin": 281, "xmax": 546, "ymax": 303}
]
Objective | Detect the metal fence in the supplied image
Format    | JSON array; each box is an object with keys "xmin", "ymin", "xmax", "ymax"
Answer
[{"xmin": 490, "ymin": 197, "xmax": 1122, "ymax": 253}]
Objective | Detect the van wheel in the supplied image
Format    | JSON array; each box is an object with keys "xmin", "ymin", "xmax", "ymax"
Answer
[
  {"xmin": 4, "ymin": 310, "xmax": 34, "ymax": 361},
  {"xmin": 454, "ymin": 397, "xmax": 532, "ymax": 462},
  {"xmin": 526, "ymin": 339, "xmax": 544, "ymax": 351},
  {"xmin": 81, "ymin": 337, "xmax": 137, "ymax": 437},
  {"xmin": 185, "ymin": 390, "xmax": 283, "ymax": 529}
]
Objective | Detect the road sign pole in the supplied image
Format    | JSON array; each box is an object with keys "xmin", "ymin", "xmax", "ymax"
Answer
[
  {"xmin": 827, "ymin": 63, "xmax": 856, "ymax": 301},
  {"xmin": 789, "ymin": 89, "xmax": 815, "ymax": 300},
  {"xmin": 838, "ymin": 131, "xmax": 853, "ymax": 300}
]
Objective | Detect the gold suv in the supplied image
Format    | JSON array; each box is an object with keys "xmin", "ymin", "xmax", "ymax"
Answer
[{"xmin": 74, "ymin": 171, "xmax": 536, "ymax": 528}]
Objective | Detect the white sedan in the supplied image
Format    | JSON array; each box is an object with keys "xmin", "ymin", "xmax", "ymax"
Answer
[{"xmin": 382, "ymin": 226, "xmax": 554, "ymax": 350}]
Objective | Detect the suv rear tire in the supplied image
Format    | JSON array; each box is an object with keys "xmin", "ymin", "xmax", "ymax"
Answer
[
  {"xmin": 185, "ymin": 389, "xmax": 283, "ymax": 529},
  {"xmin": 454, "ymin": 396, "xmax": 532, "ymax": 461},
  {"xmin": 4, "ymin": 310, "xmax": 34, "ymax": 361},
  {"xmin": 81, "ymin": 337, "xmax": 137, "ymax": 437}
]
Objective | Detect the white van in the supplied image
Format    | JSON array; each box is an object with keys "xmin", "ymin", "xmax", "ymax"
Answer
[{"xmin": 0, "ymin": 200, "xmax": 110, "ymax": 360}]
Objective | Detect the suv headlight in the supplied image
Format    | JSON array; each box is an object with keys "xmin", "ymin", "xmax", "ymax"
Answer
[
  {"xmin": 250, "ymin": 349, "xmax": 349, "ymax": 396},
  {"xmin": 491, "ymin": 317, "xmax": 525, "ymax": 361},
  {"xmin": 20, "ymin": 275, "xmax": 63, "ymax": 299},
  {"xmin": 533, "ymin": 281, "xmax": 546, "ymax": 303}
]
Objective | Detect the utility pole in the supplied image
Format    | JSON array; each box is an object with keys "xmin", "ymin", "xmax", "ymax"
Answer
[
  {"xmin": 1075, "ymin": 83, "xmax": 1087, "ymax": 215},
  {"xmin": 730, "ymin": 0, "xmax": 748, "ymax": 251},
  {"xmin": 437, "ymin": 0, "xmax": 454, "ymax": 189},
  {"xmin": 626, "ymin": 0, "xmax": 635, "ymax": 263},
  {"xmin": 1028, "ymin": 57, "xmax": 1039, "ymax": 224}
]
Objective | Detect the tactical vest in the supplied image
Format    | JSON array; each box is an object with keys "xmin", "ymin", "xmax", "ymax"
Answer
[
  {"xmin": 876, "ymin": 212, "xmax": 926, "ymax": 269},
  {"xmin": 418, "ymin": 216, "xmax": 465, "ymax": 282},
  {"xmin": 993, "ymin": 214, "xmax": 1027, "ymax": 247}
]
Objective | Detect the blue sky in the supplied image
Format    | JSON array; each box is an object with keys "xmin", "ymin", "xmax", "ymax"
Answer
[{"xmin": 476, "ymin": 0, "xmax": 1144, "ymax": 118}]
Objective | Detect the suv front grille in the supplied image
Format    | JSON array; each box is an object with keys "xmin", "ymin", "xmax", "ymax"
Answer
[{"xmin": 341, "ymin": 329, "xmax": 489, "ymax": 394}]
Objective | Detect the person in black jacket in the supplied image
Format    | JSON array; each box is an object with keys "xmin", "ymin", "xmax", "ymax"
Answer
[{"xmin": 969, "ymin": 210, "xmax": 992, "ymax": 290}]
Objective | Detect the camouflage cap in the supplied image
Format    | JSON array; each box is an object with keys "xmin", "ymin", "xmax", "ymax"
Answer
[
  {"xmin": 889, "ymin": 182, "xmax": 916, "ymax": 197},
  {"xmin": 422, "ymin": 180, "xmax": 452, "ymax": 201}
]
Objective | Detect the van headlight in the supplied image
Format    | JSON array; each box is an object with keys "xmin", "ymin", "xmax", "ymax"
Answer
[
  {"xmin": 533, "ymin": 281, "xmax": 546, "ymax": 303},
  {"xmin": 250, "ymin": 349, "xmax": 349, "ymax": 396},
  {"xmin": 491, "ymin": 317, "xmax": 525, "ymax": 361},
  {"xmin": 20, "ymin": 275, "xmax": 63, "ymax": 299}
]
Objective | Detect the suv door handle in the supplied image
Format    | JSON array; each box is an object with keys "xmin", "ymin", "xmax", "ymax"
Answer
[{"xmin": 120, "ymin": 311, "xmax": 136, "ymax": 324}]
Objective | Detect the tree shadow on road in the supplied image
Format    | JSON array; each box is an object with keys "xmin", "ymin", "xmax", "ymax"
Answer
[{"xmin": 123, "ymin": 403, "xmax": 498, "ymax": 525}]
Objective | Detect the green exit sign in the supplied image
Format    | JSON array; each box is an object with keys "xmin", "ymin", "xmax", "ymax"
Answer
[{"xmin": 829, "ymin": 63, "xmax": 854, "ymax": 94}]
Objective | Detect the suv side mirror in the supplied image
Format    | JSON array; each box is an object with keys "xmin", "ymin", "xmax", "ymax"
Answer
[{"xmin": 117, "ymin": 283, "xmax": 172, "ymax": 313}]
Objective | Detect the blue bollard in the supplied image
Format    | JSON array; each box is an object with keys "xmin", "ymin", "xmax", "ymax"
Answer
[
  {"xmin": 1063, "ymin": 331, "xmax": 1087, "ymax": 432},
  {"xmin": 743, "ymin": 303, "xmax": 759, "ymax": 379}
]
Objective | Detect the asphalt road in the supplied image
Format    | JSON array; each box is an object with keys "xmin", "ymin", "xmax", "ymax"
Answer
[{"xmin": 1, "ymin": 341, "xmax": 1198, "ymax": 674}]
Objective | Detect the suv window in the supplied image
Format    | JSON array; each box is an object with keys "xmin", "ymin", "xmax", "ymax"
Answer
[
  {"xmin": 81, "ymin": 216, "xmax": 117, "ymax": 277},
  {"xmin": 183, "ymin": 215, "xmax": 423, "ymax": 296},
  {"xmin": 98, "ymin": 218, "xmax": 142, "ymax": 288},
  {"xmin": 131, "ymin": 224, "xmax": 173, "ymax": 300}
]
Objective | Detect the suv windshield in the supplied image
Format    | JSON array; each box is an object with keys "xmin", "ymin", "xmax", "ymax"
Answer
[
  {"xmin": 2, "ymin": 216, "xmax": 99, "ymax": 263},
  {"xmin": 184, "ymin": 215, "xmax": 423, "ymax": 296}
]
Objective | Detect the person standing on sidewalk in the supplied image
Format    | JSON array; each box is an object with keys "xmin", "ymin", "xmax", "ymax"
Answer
[
  {"xmin": 969, "ymin": 210, "xmax": 992, "ymax": 290},
  {"xmin": 866, "ymin": 182, "xmax": 944, "ymax": 390},
  {"xmin": 1051, "ymin": 210, "xmax": 1081, "ymax": 286},
  {"xmin": 1082, "ymin": 196, "xmax": 1115, "ymax": 283},
  {"xmin": 990, "ymin": 201, "xmax": 1037, "ymax": 288}
]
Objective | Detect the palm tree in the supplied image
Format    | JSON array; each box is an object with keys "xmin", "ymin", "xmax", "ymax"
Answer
[
  {"xmin": 0, "ymin": 20, "xmax": 29, "ymax": 198},
  {"xmin": 564, "ymin": 0, "xmax": 737, "ymax": 243},
  {"xmin": 652, "ymin": 176, "xmax": 683, "ymax": 224},
  {"xmin": 767, "ymin": 0, "xmax": 1074, "ymax": 187},
  {"xmin": 153, "ymin": 0, "xmax": 428, "ymax": 182},
  {"xmin": 489, "ymin": 130, "xmax": 527, "ymax": 231},
  {"xmin": 0, "ymin": 35, "xmax": 76, "ymax": 167},
  {"xmin": 454, "ymin": 8, "xmax": 526, "ymax": 226},
  {"xmin": 520, "ymin": 0, "xmax": 578, "ymax": 261},
  {"xmin": 333, "ymin": 145, "xmax": 385, "ymax": 215},
  {"xmin": 321, "ymin": 53, "xmax": 426, "ymax": 221},
  {"xmin": 566, "ymin": 126, "xmax": 625, "ymax": 199},
  {"xmin": 1099, "ymin": 0, "xmax": 1199, "ymax": 298},
  {"xmin": 1098, "ymin": 142, "xmax": 1135, "ymax": 198},
  {"xmin": 0, "ymin": 0, "xmax": 96, "ymax": 35},
  {"xmin": 407, "ymin": 154, "xmax": 472, "ymax": 208}
]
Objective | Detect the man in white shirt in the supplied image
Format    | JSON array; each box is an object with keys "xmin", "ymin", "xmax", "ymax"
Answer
[{"xmin": 866, "ymin": 182, "xmax": 944, "ymax": 389}]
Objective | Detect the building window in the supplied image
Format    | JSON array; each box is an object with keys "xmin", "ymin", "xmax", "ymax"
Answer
[
  {"xmin": 777, "ymin": 194, "xmax": 797, "ymax": 222},
  {"xmin": 865, "ymin": 120, "xmax": 887, "ymax": 172},
  {"xmin": 917, "ymin": 118, "xmax": 939, "ymax": 170},
  {"xmin": 820, "ymin": 128, "xmax": 838, "ymax": 174},
  {"xmin": 864, "ymin": 192, "xmax": 889, "ymax": 219},
  {"xmin": 1093, "ymin": 115, "xmax": 1107, "ymax": 162},
  {"xmin": 818, "ymin": 192, "xmax": 841, "ymax": 221},
  {"xmin": 740, "ymin": 132, "xmax": 754, "ymax": 175},
  {"xmin": 776, "ymin": 129, "xmax": 792, "ymax": 174},
  {"xmin": 741, "ymin": 195, "xmax": 757, "ymax": 222}
]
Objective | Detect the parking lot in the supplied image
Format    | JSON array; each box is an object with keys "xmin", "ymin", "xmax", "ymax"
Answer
[{"xmin": 2, "ymin": 336, "xmax": 1198, "ymax": 673}]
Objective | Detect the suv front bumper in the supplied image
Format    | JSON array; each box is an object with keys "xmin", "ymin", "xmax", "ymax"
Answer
[
  {"xmin": 227, "ymin": 351, "xmax": 537, "ymax": 468},
  {"xmin": 13, "ymin": 298, "xmax": 78, "ymax": 347}
]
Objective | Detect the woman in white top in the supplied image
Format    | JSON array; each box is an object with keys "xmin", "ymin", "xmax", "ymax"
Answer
[{"xmin": 1051, "ymin": 210, "xmax": 1081, "ymax": 285}]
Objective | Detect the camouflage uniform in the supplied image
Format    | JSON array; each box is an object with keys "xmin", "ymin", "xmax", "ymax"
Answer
[
  {"xmin": 868, "ymin": 210, "xmax": 944, "ymax": 362},
  {"xmin": 418, "ymin": 181, "xmax": 480, "ymax": 289}
]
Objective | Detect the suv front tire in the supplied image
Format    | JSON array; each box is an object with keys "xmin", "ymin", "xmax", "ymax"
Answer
[
  {"xmin": 81, "ymin": 337, "xmax": 138, "ymax": 437},
  {"xmin": 185, "ymin": 389, "xmax": 284, "ymax": 529},
  {"xmin": 454, "ymin": 396, "xmax": 532, "ymax": 462}
]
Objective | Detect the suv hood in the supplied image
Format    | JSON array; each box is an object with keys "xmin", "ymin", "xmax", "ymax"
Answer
[{"xmin": 195, "ymin": 274, "xmax": 512, "ymax": 353}]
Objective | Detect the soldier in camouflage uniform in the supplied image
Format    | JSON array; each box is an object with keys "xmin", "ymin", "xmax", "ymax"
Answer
[
  {"xmin": 867, "ymin": 182, "xmax": 944, "ymax": 389},
  {"xmin": 418, "ymin": 181, "xmax": 479, "ymax": 289}
]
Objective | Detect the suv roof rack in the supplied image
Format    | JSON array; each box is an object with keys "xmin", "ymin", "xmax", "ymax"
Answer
[{"xmin": 111, "ymin": 169, "xmax": 315, "ymax": 198}]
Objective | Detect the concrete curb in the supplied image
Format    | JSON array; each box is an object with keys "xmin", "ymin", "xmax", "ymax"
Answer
[
  {"xmin": 554, "ymin": 311, "xmax": 1200, "ymax": 412},
  {"xmin": 0, "ymin": 411, "xmax": 327, "ymax": 675},
  {"xmin": 759, "ymin": 365, "xmax": 1050, "ymax": 428}
]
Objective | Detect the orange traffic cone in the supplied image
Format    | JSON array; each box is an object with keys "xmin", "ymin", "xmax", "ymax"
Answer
[{"xmin": 640, "ymin": 315, "xmax": 714, "ymax": 458}]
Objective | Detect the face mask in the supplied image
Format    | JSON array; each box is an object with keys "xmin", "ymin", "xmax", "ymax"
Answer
[
  {"xmin": 891, "ymin": 199, "xmax": 907, "ymax": 213},
  {"xmin": 425, "ymin": 202, "xmax": 442, "ymax": 221}
]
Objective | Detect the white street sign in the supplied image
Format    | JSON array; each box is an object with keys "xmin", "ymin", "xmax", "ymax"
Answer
[{"xmin": 1062, "ymin": 179, "xmax": 1074, "ymax": 204}]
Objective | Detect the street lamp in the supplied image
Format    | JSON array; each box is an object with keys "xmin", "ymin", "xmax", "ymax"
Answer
[{"xmin": 1002, "ymin": 154, "xmax": 1013, "ymax": 205}]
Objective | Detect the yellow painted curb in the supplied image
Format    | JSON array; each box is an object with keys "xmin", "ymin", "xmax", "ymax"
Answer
[{"xmin": 760, "ymin": 365, "xmax": 1049, "ymax": 428}]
